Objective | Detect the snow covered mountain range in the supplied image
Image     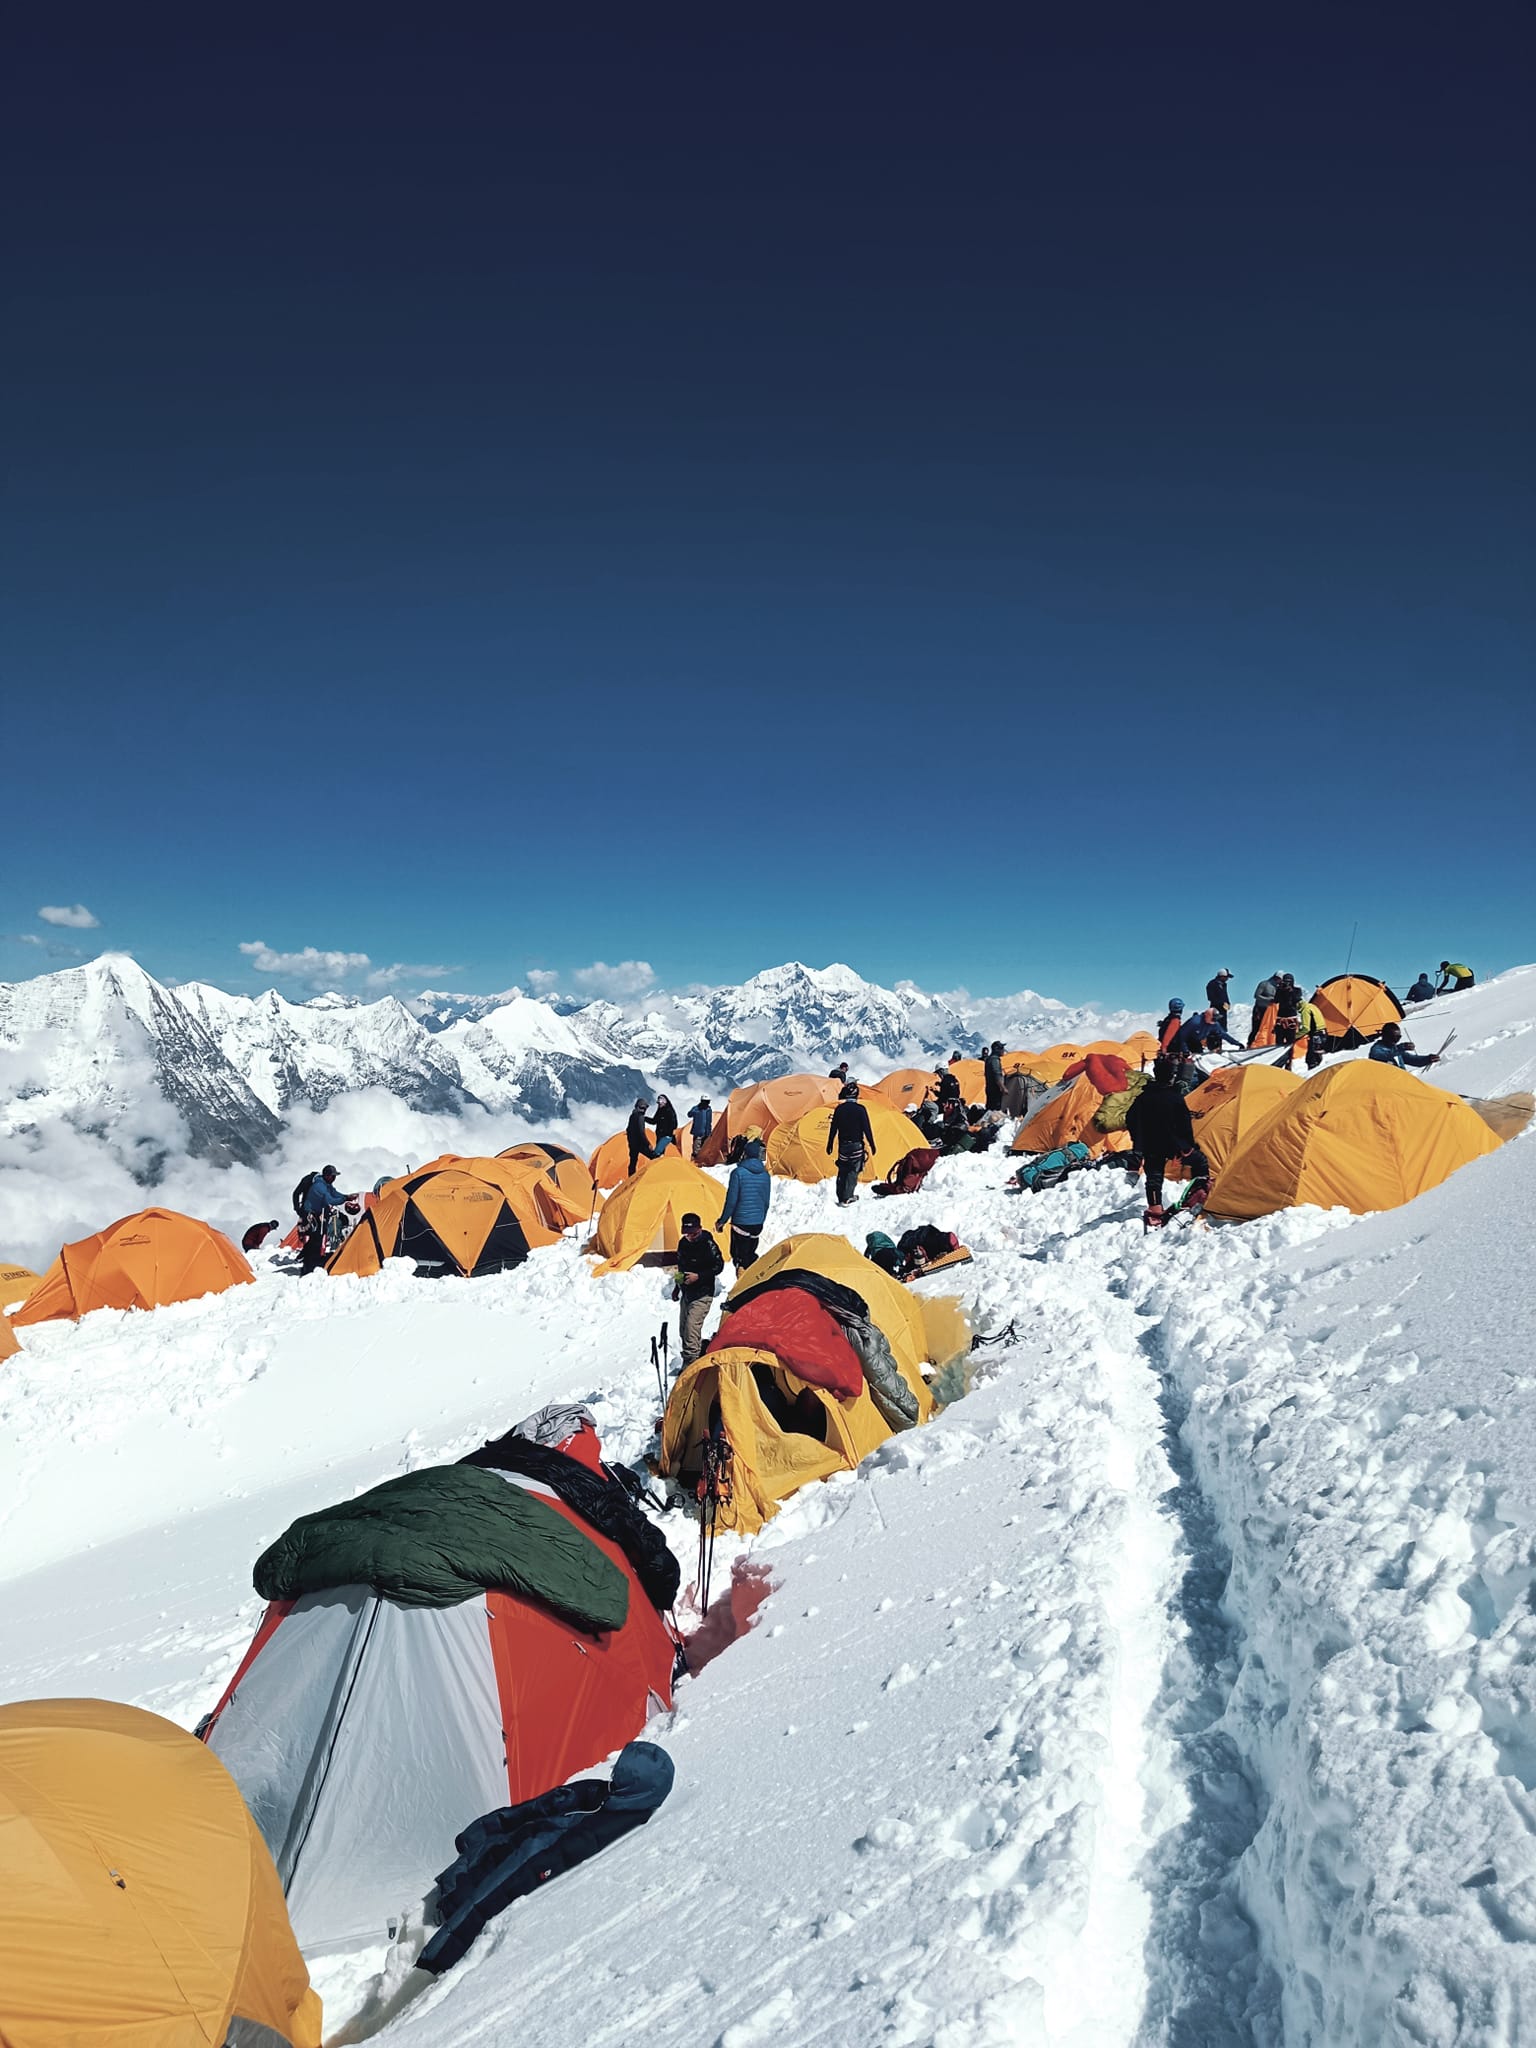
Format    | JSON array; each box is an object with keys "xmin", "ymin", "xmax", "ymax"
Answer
[{"xmin": 0, "ymin": 953, "xmax": 1150, "ymax": 1176}]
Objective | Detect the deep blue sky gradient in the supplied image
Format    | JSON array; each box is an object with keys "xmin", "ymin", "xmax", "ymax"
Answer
[{"xmin": 5, "ymin": 13, "xmax": 1533, "ymax": 1008}]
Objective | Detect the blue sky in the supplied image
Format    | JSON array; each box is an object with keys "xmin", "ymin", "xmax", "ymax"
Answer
[{"xmin": 4, "ymin": 15, "xmax": 1532, "ymax": 1012}]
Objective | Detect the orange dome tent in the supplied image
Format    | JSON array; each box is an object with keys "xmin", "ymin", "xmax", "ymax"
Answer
[
  {"xmin": 874, "ymin": 1067, "xmax": 941, "ymax": 1109},
  {"xmin": 591, "ymin": 1154, "xmax": 729, "ymax": 1274},
  {"xmin": 1310, "ymin": 974, "xmax": 1405, "ymax": 1049},
  {"xmin": 0, "ymin": 1261, "xmax": 39, "ymax": 1312},
  {"xmin": 767, "ymin": 1098, "xmax": 926, "ymax": 1185},
  {"xmin": 1003, "ymin": 1045, "xmax": 1084, "ymax": 1086},
  {"xmin": 695, "ymin": 1074, "xmax": 842, "ymax": 1166},
  {"xmin": 1209, "ymin": 1061, "xmax": 1501, "ymax": 1220},
  {"xmin": 14, "ymin": 1210, "xmax": 254, "ymax": 1325},
  {"xmin": 330, "ymin": 1163, "xmax": 543, "ymax": 1279},
  {"xmin": 1010, "ymin": 1074, "xmax": 1110, "ymax": 1154},
  {"xmin": 589, "ymin": 1129, "xmax": 654, "ymax": 1192},
  {"xmin": 946, "ymin": 1058, "xmax": 987, "ymax": 1103},
  {"xmin": 0, "ymin": 1697, "xmax": 320, "ymax": 2048}
]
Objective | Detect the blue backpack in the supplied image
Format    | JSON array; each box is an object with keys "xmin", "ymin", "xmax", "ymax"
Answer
[{"xmin": 1010, "ymin": 1141, "xmax": 1093, "ymax": 1193}]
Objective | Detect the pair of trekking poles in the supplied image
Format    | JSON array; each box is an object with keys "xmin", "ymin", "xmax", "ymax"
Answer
[{"xmin": 649, "ymin": 1320, "xmax": 734, "ymax": 1616}]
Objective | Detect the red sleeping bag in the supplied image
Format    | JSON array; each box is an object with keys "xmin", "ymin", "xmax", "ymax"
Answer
[{"xmin": 706, "ymin": 1285, "xmax": 864, "ymax": 1399}]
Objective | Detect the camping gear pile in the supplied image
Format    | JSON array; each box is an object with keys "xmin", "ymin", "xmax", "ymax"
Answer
[
  {"xmin": 658, "ymin": 1232, "xmax": 968, "ymax": 1535},
  {"xmin": 204, "ymin": 1404, "xmax": 679, "ymax": 1959}
]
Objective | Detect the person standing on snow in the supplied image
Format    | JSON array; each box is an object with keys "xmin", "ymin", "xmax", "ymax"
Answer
[
  {"xmin": 1156, "ymin": 998, "xmax": 1186, "ymax": 1055},
  {"xmin": 1296, "ymin": 993, "xmax": 1329, "ymax": 1068},
  {"xmin": 1436, "ymin": 960, "xmax": 1475, "ymax": 993},
  {"xmin": 934, "ymin": 1064, "xmax": 962, "ymax": 1109},
  {"xmin": 1273, "ymin": 974, "xmax": 1303, "ymax": 1046},
  {"xmin": 716, "ymin": 1136, "xmax": 772, "ymax": 1271},
  {"xmin": 983, "ymin": 1040, "xmax": 1006, "ymax": 1113},
  {"xmin": 1126, "ymin": 1058, "xmax": 1211, "ymax": 1228},
  {"xmin": 1406, "ymin": 972, "xmax": 1437, "ymax": 1004},
  {"xmin": 1369, "ymin": 1022, "xmax": 1442, "ymax": 1071},
  {"xmin": 1204, "ymin": 969, "xmax": 1234, "ymax": 1031},
  {"xmin": 1248, "ymin": 973, "xmax": 1279, "ymax": 1046},
  {"xmin": 673, "ymin": 1214, "xmax": 724, "ymax": 1364},
  {"xmin": 300, "ymin": 1166, "xmax": 357, "ymax": 1274},
  {"xmin": 687, "ymin": 1097, "xmax": 714, "ymax": 1153},
  {"xmin": 625, "ymin": 1098, "xmax": 656, "ymax": 1176},
  {"xmin": 826, "ymin": 1082, "xmax": 877, "ymax": 1206}
]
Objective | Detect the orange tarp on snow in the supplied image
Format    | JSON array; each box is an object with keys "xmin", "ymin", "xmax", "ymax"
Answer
[{"xmin": 14, "ymin": 1210, "xmax": 254, "ymax": 1325}]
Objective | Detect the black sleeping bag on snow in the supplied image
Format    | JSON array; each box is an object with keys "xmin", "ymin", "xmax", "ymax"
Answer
[{"xmin": 418, "ymin": 1740, "xmax": 675, "ymax": 1975}]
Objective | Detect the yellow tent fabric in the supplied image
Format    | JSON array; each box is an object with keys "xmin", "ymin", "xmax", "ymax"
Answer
[
  {"xmin": 390, "ymin": 1153, "xmax": 583, "ymax": 1245},
  {"xmin": 1010, "ymin": 1074, "xmax": 1108, "ymax": 1154},
  {"xmin": 946, "ymin": 1058, "xmax": 987, "ymax": 1102},
  {"xmin": 1465, "ymin": 1091, "xmax": 1535, "ymax": 1143},
  {"xmin": 766, "ymin": 1099, "xmax": 925, "ymax": 1185},
  {"xmin": 0, "ymin": 1261, "xmax": 39, "ymax": 1312},
  {"xmin": 874, "ymin": 1066, "xmax": 941, "ymax": 1108},
  {"xmin": 1002, "ymin": 1045, "xmax": 1084, "ymax": 1085},
  {"xmin": 14, "ymin": 1211, "xmax": 254, "ymax": 1326},
  {"xmin": 1179, "ymin": 1063, "xmax": 1303, "ymax": 1178},
  {"xmin": 591, "ymin": 1155, "xmax": 729, "ymax": 1274},
  {"xmin": 589, "ymin": 1129, "xmax": 651, "ymax": 1191},
  {"xmin": 1311, "ymin": 974, "xmax": 1405, "ymax": 1042},
  {"xmin": 1209, "ymin": 1061, "xmax": 1502, "ymax": 1220},
  {"xmin": 658, "ymin": 1233, "xmax": 939, "ymax": 1532},
  {"xmin": 696, "ymin": 1074, "xmax": 841, "ymax": 1165},
  {"xmin": 659, "ymin": 1345, "xmax": 898, "ymax": 1534},
  {"xmin": 0, "ymin": 1697, "xmax": 321, "ymax": 2048},
  {"xmin": 726, "ymin": 1232, "xmax": 933, "ymax": 1396},
  {"xmin": 0, "ymin": 1315, "xmax": 18, "ymax": 1363}
]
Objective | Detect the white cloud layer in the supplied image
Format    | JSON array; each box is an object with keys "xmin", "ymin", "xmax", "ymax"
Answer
[
  {"xmin": 38, "ymin": 905, "xmax": 100, "ymax": 930},
  {"xmin": 365, "ymin": 962, "xmax": 455, "ymax": 990},
  {"xmin": 525, "ymin": 970, "xmax": 561, "ymax": 993},
  {"xmin": 239, "ymin": 941, "xmax": 372, "ymax": 987},
  {"xmin": 570, "ymin": 959, "xmax": 656, "ymax": 999}
]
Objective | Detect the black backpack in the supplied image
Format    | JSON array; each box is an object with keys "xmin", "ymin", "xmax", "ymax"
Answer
[{"xmin": 292, "ymin": 1171, "xmax": 319, "ymax": 1216}]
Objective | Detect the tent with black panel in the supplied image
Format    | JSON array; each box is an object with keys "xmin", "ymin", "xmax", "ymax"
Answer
[{"xmin": 328, "ymin": 1163, "xmax": 537, "ymax": 1279}]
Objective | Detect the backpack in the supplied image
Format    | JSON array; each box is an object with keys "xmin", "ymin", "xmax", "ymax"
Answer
[
  {"xmin": 1011, "ymin": 1141, "xmax": 1093, "ymax": 1193},
  {"xmin": 1096, "ymin": 1071, "xmax": 1151, "ymax": 1132},
  {"xmin": 875, "ymin": 1147, "xmax": 941, "ymax": 1197},
  {"xmin": 292, "ymin": 1171, "xmax": 319, "ymax": 1216}
]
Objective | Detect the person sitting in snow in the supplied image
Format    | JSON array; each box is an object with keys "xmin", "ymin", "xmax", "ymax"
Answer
[
  {"xmin": 716, "ymin": 1137, "xmax": 771, "ymax": 1272},
  {"xmin": 1126, "ymin": 1058, "xmax": 1210, "ymax": 1229},
  {"xmin": 1368, "ymin": 1022, "xmax": 1442, "ymax": 1071},
  {"xmin": 1405, "ymin": 972, "xmax": 1437, "ymax": 1004}
]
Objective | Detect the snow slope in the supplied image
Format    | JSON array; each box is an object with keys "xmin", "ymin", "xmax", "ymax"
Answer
[{"xmin": 0, "ymin": 967, "xmax": 1531, "ymax": 2045}]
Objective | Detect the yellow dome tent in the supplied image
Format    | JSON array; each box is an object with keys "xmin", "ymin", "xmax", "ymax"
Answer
[
  {"xmin": 658, "ymin": 1233, "xmax": 936, "ymax": 1533},
  {"xmin": 1002, "ymin": 1045, "xmax": 1084, "ymax": 1086},
  {"xmin": 1208, "ymin": 1061, "xmax": 1502, "ymax": 1220},
  {"xmin": 0, "ymin": 1697, "xmax": 320, "ymax": 2048},
  {"xmin": 1179, "ymin": 1063, "xmax": 1303, "ymax": 1178},
  {"xmin": 0, "ymin": 1260, "xmax": 39, "ymax": 1312},
  {"xmin": 591, "ymin": 1154, "xmax": 729, "ymax": 1274},
  {"xmin": 14, "ymin": 1210, "xmax": 254, "ymax": 1325},
  {"xmin": 766, "ymin": 1098, "xmax": 925, "ymax": 1185},
  {"xmin": 695, "ymin": 1074, "xmax": 842, "ymax": 1166}
]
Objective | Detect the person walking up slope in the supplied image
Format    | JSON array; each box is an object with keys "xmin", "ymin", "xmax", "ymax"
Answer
[
  {"xmin": 716, "ymin": 1137, "xmax": 772, "ymax": 1271},
  {"xmin": 672, "ymin": 1214, "xmax": 724, "ymax": 1365},
  {"xmin": 826, "ymin": 1082, "xmax": 877, "ymax": 1206}
]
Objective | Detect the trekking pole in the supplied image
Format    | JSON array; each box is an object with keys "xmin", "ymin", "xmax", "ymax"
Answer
[
  {"xmin": 650, "ymin": 1334, "xmax": 665, "ymax": 1410},
  {"xmin": 659, "ymin": 1320, "xmax": 670, "ymax": 1392}
]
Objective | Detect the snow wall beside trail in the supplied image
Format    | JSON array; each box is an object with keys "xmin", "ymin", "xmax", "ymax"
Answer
[{"xmin": 1145, "ymin": 1133, "xmax": 1536, "ymax": 2047}]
